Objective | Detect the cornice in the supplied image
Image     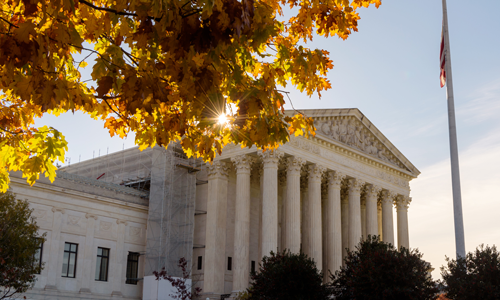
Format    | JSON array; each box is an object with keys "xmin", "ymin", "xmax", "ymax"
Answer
[
  {"xmin": 286, "ymin": 135, "xmax": 415, "ymax": 186},
  {"xmin": 9, "ymin": 177, "xmax": 149, "ymax": 214}
]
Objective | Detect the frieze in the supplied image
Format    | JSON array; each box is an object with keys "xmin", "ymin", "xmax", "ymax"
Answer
[
  {"xmin": 99, "ymin": 221, "xmax": 112, "ymax": 231},
  {"xmin": 130, "ymin": 226, "xmax": 141, "ymax": 237},
  {"xmin": 32, "ymin": 209, "xmax": 47, "ymax": 220},
  {"xmin": 288, "ymin": 137, "xmax": 410, "ymax": 189},
  {"xmin": 288, "ymin": 138, "xmax": 321, "ymax": 154},
  {"xmin": 315, "ymin": 117, "xmax": 403, "ymax": 168},
  {"xmin": 67, "ymin": 215, "xmax": 81, "ymax": 226}
]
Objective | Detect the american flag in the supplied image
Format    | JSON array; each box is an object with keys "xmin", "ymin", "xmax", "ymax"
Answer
[{"xmin": 440, "ymin": 23, "xmax": 446, "ymax": 88}]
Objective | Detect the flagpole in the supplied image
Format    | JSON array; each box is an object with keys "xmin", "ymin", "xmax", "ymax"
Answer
[{"xmin": 442, "ymin": 0, "xmax": 466, "ymax": 259}]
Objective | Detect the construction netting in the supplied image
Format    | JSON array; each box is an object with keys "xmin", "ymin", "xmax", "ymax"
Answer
[{"xmin": 61, "ymin": 145, "xmax": 200, "ymax": 278}]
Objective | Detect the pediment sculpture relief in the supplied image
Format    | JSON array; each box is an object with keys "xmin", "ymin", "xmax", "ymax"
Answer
[{"xmin": 315, "ymin": 118, "xmax": 403, "ymax": 168}]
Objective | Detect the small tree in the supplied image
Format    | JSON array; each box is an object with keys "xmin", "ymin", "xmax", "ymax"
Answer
[
  {"xmin": 247, "ymin": 250, "xmax": 329, "ymax": 300},
  {"xmin": 0, "ymin": 191, "xmax": 45, "ymax": 299},
  {"xmin": 440, "ymin": 244, "xmax": 500, "ymax": 300},
  {"xmin": 153, "ymin": 257, "xmax": 201, "ymax": 300},
  {"xmin": 330, "ymin": 236, "xmax": 438, "ymax": 300}
]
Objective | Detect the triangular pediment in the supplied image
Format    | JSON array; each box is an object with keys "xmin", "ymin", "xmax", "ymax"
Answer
[{"xmin": 287, "ymin": 108, "xmax": 420, "ymax": 177}]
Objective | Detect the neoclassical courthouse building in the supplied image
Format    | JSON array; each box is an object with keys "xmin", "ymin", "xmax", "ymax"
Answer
[{"xmin": 9, "ymin": 109, "xmax": 419, "ymax": 300}]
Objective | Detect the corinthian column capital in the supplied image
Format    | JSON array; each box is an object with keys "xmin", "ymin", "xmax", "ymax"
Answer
[
  {"xmin": 278, "ymin": 169, "xmax": 287, "ymax": 186},
  {"xmin": 286, "ymin": 157, "xmax": 306, "ymax": 174},
  {"xmin": 327, "ymin": 171, "xmax": 345, "ymax": 189},
  {"xmin": 207, "ymin": 161, "xmax": 229, "ymax": 179},
  {"xmin": 380, "ymin": 190, "xmax": 397, "ymax": 205},
  {"xmin": 395, "ymin": 195, "xmax": 411, "ymax": 210},
  {"xmin": 258, "ymin": 150, "xmax": 284, "ymax": 168},
  {"xmin": 231, "ymin": 155, "xmax": 255, "ymax": 173},
  {"xmin": 366, "ymin": 184, "xmax": 382, "ymax": 196},
  {"xmin": 347, "ymin": 178, "xmax": 364, "ymax": 193},
  {"xmin": 308, "ymin": 164, "xmax": 326, "ymax": 181}
]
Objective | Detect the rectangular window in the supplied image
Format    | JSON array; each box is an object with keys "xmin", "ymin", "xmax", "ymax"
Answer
[
  {"xmin": 125, "ymin": 252, "xmax": 140, "ymax": 285},
  {"xmin": 33, "ymin": 238, "xmax": 43, "ymax": 274},
  {"xmin": 251, "ymin": 260, "xmax": 256, "ymax": 273},
  {"xmin": 227, "ymin": 257, "xmax": 232, "ymax": 271},
  {"xmin": 62, "ymin": 242, "xmax": 78, "ymax": 278},
  {"xmin": 95, "ymin": 247, "xmax": 110, "ymax": 281},
  {"xmin": 197, "ymin": 256, "xmax": 202, "ymax": 270}
]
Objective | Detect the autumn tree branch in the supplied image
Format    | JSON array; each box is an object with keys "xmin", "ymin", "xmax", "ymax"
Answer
[
  {"xmin": 0, "ymin": 16, "xmax": 18, "ymax": 28},
  {"xmin": 78, "ymin": 0, "xmax": 143, "ymax": 18},
  {"xmin": 78, "ymin": 0, "xmax": 200, "ymax": 20}
]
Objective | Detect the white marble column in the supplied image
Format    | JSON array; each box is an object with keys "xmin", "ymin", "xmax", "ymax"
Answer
[
  {"xmin": 308, "ymin": 164, "xmax": 326, "ymax": 270},
  {"xmin": 340, "ymin": 190, "xmax": 349, "ymax": 260},
  {"xmin": 321, "ymin": 185, "xmax": 328, "ymax": 281},
  {"xmin": 378, "ymin": 202, "xmax": 383, "ymax": 240},
  {"xmin": 348, "ymin": 178, "xmax": 363, "ymax": 250},
  {"xmin": 204, "ymin": 161, "xmax": 229, "ymax": 294},
  {"xmin": 381, "ymin": 190, "xmax": 396, "ymax": 246},
  {"xmin": 326, "ymin": 171, "xmax": 344, "ymax": 279},
  {"xmin": 300, "ymin": 176, "xmax": 309, "ymax": 255},
  {"xmin": 278, "ymin": 170, "xmax": 286, "ymax": 252},
  {"xmin": 396, "ymin": 196, "xmax": 411, "ymax": 249},
  {"xmin": 111, "ymin": 219, "xmax": 128, "ymax": 297},
  {"xmin": 80, "ymin": 213, "xmax": 98, "ymax": 294},
  {"xmin": 258, "ymin": 165, "xmax": 263, "ymax": 261},
  {"xmin": 45, "ymin": 207, "xmax": 65, "ymax": 290},
  {"xmin": 284, "ymin": 157, "xmax": 305, "ymax": 253},
  {"xmin": 259, "ymin": 150, "xmax": 283, "ymax": 257},
  {"xmin": 361, "ymin": 199, "xmax": 367, "ymax": 240},
  {"xmin": 366, "ymin": 185, "xmax": 381, "ymax": 239},
  {"xmin": 231, "ymin": 155, "xmax": 253, "ymax": 292}
]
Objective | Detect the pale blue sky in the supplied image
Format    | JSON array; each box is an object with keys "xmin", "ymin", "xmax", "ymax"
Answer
[{"xmin": 36, "ymin": 0, "xmax": 500, "ymax": 278}]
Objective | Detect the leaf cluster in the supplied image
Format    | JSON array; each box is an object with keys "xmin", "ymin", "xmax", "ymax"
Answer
[
  {"xmin": 0, "ymin": 0, "xmax": 380, "ymax": 191},
  {"xmin": 330, "ymin": 235, "xmax": 439, "ymax": 300},
  {"xmin": 440, "ymin": 244, "xmax": 500, "ymax": 300},
  {"xmin": 247, "ymin": 250, "xmax": 330, "ymax": 300},
  {"xmin": 0, "ymin": 191, "xmax": 45, "ymax": 299}
]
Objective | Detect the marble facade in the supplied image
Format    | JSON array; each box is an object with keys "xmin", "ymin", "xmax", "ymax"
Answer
[
  {"xmin": 195, "ymin": 108, "xmax": 419, "ymax": 298},
  {"xmin": 9, "ymin": 108, "xmax": 418, "ymax": 300}
]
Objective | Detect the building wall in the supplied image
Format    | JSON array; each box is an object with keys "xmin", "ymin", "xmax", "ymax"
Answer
[{"xmin": 9, "ymin": 174, "xmax": 148, "ymax": 300}]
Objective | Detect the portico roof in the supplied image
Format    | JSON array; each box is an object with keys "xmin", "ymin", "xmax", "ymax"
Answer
[{"xmin": 285, "ymin": 108, "xmax": 420, "ymax": 178}]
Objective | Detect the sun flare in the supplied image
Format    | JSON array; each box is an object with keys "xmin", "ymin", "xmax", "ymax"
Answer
[{"xmin": 218, "ymin": 113, "xmax": 229, "ymax": 125}]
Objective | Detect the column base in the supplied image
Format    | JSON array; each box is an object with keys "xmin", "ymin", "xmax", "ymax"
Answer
[
  {"xmin": 44, "ymin": 285, "xmax": 57, "ymax": 291},
  {"xmin": 79, "ymin": 288, "xmax": 91, "ymax": 294},
  {"xmin": 111, "ymin": 291, "xmax": 124, "ymax": 297}
]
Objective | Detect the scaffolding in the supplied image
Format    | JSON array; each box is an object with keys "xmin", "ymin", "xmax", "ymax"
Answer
[
  {"xmin": 144, "ymin": 145, "xmax": 200, "ymax": 277},
  {"xmin": 61, "ymin": 144, "xmax": 202, "ymax": 278}
]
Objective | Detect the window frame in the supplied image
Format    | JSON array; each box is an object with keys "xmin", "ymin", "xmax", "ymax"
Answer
[
  {"xmin": 95, "ymin": 247, "xmax": 110, "ymax": 282},
  {"xmin": 125, "ymin": 252, "xmax": 140, "ymax": 285},
  {"xmin": 197, "ymin": 256, "xmax": 202, "ymax": 270},
  {"xmin": 33, "ymin": 238, "xmax": 43, "ymax": 274},
  {"xmin": 62, "ymin": 242, "xmax": 78, "ymax": 278}
]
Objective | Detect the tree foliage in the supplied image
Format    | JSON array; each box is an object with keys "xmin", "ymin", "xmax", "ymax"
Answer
[
  {"xmin": 440, "ymin": 244, "xmax": 500, "ymax": 300},
  {"xmin": 0, "ymin": 191, "xmax": 45, "ymax": 299},
  {"xmin": 247, "ymin": 250, "xmax": 330, "ymax": 300},
  {"xmin": 0, "ymin": 0, "xmax": 380, "ymax": 191},
  {"xmin": 330, "ymin": 236, "xmax": 439, "ymax": 300}
]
